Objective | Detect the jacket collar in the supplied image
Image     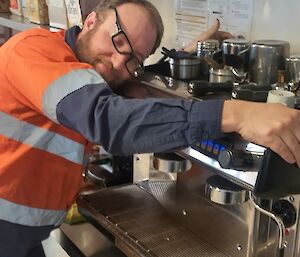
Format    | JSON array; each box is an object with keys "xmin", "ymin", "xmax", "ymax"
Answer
[{"xmin": 64, "ymin": 26, "xmax": 82, "ymax": 59}]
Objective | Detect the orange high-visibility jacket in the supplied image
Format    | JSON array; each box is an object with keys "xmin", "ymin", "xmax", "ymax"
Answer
[{"xmin": 0, "ymin": 28, "xmax": 101, "ymax": 226}]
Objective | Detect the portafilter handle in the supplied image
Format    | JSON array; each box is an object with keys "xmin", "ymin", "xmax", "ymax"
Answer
[
  {"xmin": 249, "ymin": 192, "xmax": 286, "ymax": 255},
  {"xmin": 187, "ymin": 80, "xmax": 234, "ymax": 97}
]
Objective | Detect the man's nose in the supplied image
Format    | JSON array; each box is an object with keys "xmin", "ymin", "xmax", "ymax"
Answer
[{"xmin": 111, "ymin": 52, "xmax": 129, "ymax": 71}]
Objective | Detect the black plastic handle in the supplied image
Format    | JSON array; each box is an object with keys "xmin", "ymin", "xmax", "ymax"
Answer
[
  {"xmin": 232, "ymin": 84, "xmax": 272, "ymax": 102},
  {"xmin": 188, "ymin": 80, "xmax": 233, "ymax": 96}
]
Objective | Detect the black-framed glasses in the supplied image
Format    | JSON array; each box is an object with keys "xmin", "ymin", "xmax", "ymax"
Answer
[{"xmin": 111, "ymin": 7, "xmax": 144, "ymax": 77}]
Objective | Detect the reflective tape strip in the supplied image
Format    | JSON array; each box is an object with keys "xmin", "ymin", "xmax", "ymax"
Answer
[
  {"xmin": 0, "ymin": 111, "xmax": 84, "ymax": 165},
  {"xmin": 42, "ymin": 68, "xmax": 106, "ymax": 122},
  {"xmin": 0, "ymin": 198, "xmax": 66, "ymax": 226}
]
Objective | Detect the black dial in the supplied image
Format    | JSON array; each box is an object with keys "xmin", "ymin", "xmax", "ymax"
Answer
[{"xmin": 218, "ymin": 149, "xmax": 254, "ymax": 170}]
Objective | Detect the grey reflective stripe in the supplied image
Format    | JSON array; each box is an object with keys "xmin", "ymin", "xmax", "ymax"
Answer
[
  {"xmin": 0, "ymin": 111, "xmax": 84, "ymax": 165},
  {"xmin": 0, "ymin": 198, "xmax": 66, "ymax": 226},
  {"xmin": 42, "ymin": 68, "xmax": 106, "ymax": 122}
]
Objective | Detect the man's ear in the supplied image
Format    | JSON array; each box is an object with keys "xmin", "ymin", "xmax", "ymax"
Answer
[{"xmin": 84, "ymin": 12, "xmax": 97, "ymax": 31}]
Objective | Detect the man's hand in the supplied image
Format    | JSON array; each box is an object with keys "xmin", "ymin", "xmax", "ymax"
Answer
[
  {"xmin": 183, "ymin": 19, "xmax": 234, "ymax": 52},
  {"xmin": 222, "ymin": 100, "xmax": 300, "ymax": 167}
]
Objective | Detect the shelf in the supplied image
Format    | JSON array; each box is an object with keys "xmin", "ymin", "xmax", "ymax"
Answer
[{"xmin": 0, "ymin": 13, "xmax": 59, "ymax": 31}]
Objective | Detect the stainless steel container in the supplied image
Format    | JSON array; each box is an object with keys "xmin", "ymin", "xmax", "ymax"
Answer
[
  {"xmin": 249, "ymin": 40, "xmax": 290, "ymax": 86},
  {"xmin": 222, "ymin": 38, "xmax": 251, "ymax": 70},
  {"xmin": 169, "ymin": 57, "xmax": 201, "ymax": 80},
  {"xmin": 196, "ymin": 39, "xmax": 220, "ymax": 57},
  {"xmin": 197, "ymin": 39, "xmax": 220, "ymax": 76},
  {"xmin": 222, "ymin": 38, "xmax": 251, "ymax": 56},
  {"xmin": 209, "ymin": 67, "xmax": 237, "ymax": 83},
  {"xmin": 285, "ymin": 55, "xmax": 300, "ymax": 83}
]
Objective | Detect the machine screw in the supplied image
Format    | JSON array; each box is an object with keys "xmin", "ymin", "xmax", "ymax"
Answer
[
  {"xmin": 236, "ymin": 244, "xmax": 243, "ymax": 251},
  {"xmin": 182, "ymin": 210, "xmax": 187, "ymax": 216},
  {"xmin": 135, "ymin": 156, "xmax": 140, "ymax": 161}
]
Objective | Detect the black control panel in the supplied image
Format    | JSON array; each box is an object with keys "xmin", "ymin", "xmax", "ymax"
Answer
[{"xmin": 192, "ymin": 135, "xmax": 260, "ymax": 170}]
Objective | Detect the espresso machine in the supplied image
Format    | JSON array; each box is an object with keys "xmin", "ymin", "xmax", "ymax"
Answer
[
  {"xmin": 77, "ymin": 38, "xmax": 300, "ymax": 257},
  {"xmin": 77, "ymin": 70, "xmax": 300, "ymax": 257}
]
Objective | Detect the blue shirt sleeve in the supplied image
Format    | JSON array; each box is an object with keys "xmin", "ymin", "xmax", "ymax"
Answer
[{"xmin": 56, "ymin": 83, "xmax": 224, "ymax": 155}]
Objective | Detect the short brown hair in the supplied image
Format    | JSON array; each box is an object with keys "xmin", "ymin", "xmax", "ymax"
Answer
[{"xmin": 92, "ymin": 0, "xmax": 164, "ymax": 54}]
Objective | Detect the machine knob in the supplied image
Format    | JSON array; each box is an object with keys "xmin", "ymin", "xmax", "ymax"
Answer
[
  {"xmin": 218, "ymin": 149, "xmax": 254, "ymax": 170},
  {"xmin": 272, "ymin": 200, "xmax": 297, "ymax": 228}
]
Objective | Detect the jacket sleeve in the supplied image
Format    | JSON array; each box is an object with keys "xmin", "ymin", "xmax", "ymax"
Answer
[{"xmin": 56, "ymin": 83, "xmax": 225, "ymax": 155}]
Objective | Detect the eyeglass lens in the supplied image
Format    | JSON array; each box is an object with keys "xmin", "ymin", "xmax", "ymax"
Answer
[{"xmin": 112, "ymin": 32, "xmax": 132, "ymax": 54}]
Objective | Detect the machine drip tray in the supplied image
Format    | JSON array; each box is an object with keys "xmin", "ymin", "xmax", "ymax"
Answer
[{"xmin": 77, "ymin": 184, "xmax": 228, "ymax": 257}]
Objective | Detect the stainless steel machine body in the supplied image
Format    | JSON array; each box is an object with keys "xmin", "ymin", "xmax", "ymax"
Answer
[{"xmin": 78, "ymin": 73, "xmax": 300, "ymax": 257}]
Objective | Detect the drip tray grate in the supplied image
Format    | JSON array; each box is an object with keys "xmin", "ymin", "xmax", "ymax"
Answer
[{"xmin": 78, "ymin": 184, "xmax": 228, "ymax": 257}]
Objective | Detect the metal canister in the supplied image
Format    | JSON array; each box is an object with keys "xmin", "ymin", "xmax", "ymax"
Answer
[
  {"xmin": 222, "ymin": 38, "xmax": 250, "ymax": 56},
  {"xmin": 209, "ymin": 67, "xmax": 237, "ymax": 83},
  {"xmin": 222, "ymin": 38, "xmax": 251, "ymax": 70},
  {"xmin": 169, "ymin": 57, "xmax": 201, "ymax": 80},
  {"xmin": 197, "ymin": 39, "xmax": 220, "ymax": 77},
  {"xmin": 197, "ymin": 39, "xmax": 220, "ymax": 57},
  {"xmin": 249, "ymin": 40, "xmax": 290, "ymax": 86},
  {"xmin": 285, "ymin": 55, "xmax": 300, "ymax": 83}
]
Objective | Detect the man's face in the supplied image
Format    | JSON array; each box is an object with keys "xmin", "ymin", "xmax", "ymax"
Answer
[{"xmin": 76, "ymin": 3, "xmax": 157, "ymax": 87}]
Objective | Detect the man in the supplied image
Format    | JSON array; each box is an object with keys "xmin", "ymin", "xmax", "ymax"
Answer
[{"xmin": 0, "ymin": 0, "xmax": 299, "ymax": 256}]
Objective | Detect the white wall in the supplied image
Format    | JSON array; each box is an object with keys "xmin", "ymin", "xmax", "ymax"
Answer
[
  {"xmin": 146, "ymin": 0, "xmax": 176, "ymax": 64},
  {"xmin": 147, "ymin": 0, "xmax": 300, "ymax": 64},
  {"xmin": 251, "ymin": 0, "xmax": 300, "ymax": 55}
]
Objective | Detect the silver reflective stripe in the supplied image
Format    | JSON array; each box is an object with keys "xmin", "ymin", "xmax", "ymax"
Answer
[
  {"xmin": 0, "ymin": 198, "xmax": 66, "ymax": 226},
  {"xmin": 42, "ymin": 68, "xmax": 106, "ymax": 122},
  {"xmin": 0, "ymin": 111, "xmax": 84, "ymax": 165}
]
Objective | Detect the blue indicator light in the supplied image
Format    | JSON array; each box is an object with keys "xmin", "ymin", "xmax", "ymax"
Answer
[
  {"xmin": 219, "ymin": 146, "xmax": 226, "ymax": 152},
  {"xmin": 213, "ymin": 144, "xmax": 220, "ymax": 155},
  {"xmin": 207, "ymin": 141, "xmax": 213, "ymax": 152}
]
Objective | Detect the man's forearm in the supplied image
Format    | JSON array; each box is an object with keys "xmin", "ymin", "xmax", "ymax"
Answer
[{"xmin": 221, "ymin": 99, "xmax": 300, "ymax": 167}]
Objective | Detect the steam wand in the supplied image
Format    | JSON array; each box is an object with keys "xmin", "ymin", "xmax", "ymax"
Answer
[{"xmin": 249, "ymin": 192, "xmax": 285, "ymax": 257}]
